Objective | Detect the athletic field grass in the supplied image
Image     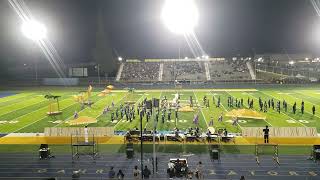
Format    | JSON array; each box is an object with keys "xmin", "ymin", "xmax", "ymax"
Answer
[{"xmin": 0, "ymin": 87, "xmax": 320, "ymax": 134}]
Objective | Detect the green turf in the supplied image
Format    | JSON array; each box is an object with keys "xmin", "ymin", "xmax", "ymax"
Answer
[{"xmin": 0, "ymin": 87, "xmax": 319, "ymax": 133}]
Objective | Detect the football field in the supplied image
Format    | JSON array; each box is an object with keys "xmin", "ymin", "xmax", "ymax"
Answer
[{"xmin": 0, "ymin": 87, "xmax": 320, "ymax": 134}]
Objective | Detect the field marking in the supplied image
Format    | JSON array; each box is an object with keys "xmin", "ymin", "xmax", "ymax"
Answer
[
  {"xmin": 12, "ymin": 93, "xmax": 99, "ymax": 132},
  {"xmin": 111, "ymin": 93, "xmax": 139, "ymax": 128},
  {"xmin": 0, "ymin": 93, "xmax": 35, "ymax": 104},
  {"xmin": 0, "ymin": 98, "xmax": 49, "ymax": 117},
  {"xmin": 294, "ymin": 91, "xmax": 320, "ymax": 100},
  {"xmin": 225, "ymin": 91, "xmax": 273, "ymax": 127},
  {"xmin": 279, "ymin": 92, "xmax": 320, "ymax": 119},
  {"xmin": 12, "ymin": 100, "xmax": 79, "ymax": 133},
  {"xmin": 212, "ymin": 92, "xmax": 243, "ymax": 130},
  {"xmin": 5, "ymin": 94, "xmax": 75, "ymax": 130},
  {"xmin": 193, "ymin": 91, "xmax": 209, "ymax": 128},
  {"xmin": 0, "ymin": 93, "xmax": 72, "ymax": 119},
  {"xmin": 144, "ymin": 91, "xmax": 162, "ymax": 129},
  {"xmin": 0, "ymin": 93, "xmax": 36, "ymax": 107},
  {"xmin": 55, "ymin": 93, "xmax": 124, "ymax": 128},
  {"xmin": 258, "ymin": 91, "xmax": 307, "ymax": 127}
]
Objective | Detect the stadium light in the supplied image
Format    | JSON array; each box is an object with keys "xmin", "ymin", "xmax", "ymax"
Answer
[
  {"xmin": 161, "ymin": 0, "xmax": 199, "ymax": 35},
  {"xmin": 289, "ymin": 61, "xmax": 295, "ymax": 65},
  {"xmin": 196, "ymin": 57, "xmax": 200, "ymax": 60},
  {"xmin": 21, "ymin": 20, "xmax": 47, "ymax": 41},
  {"xmin": 118, "ymin": 57, "xmax": 123, "ymax": 61},
  {"xmin": 305, "ymin": 58, "xmax": 309, "ymax": 61},
  {"xmin": 184, "ymin": 57, "xmax": 188, "ymax": 59},
  {"xmin": 205, "ymin": 55, "xmax": 209, "ymax": 59}
]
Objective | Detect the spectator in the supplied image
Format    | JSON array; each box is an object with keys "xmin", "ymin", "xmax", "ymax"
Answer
[
  {"xmin": 196, "ymin": 161, "xmax": 204, "ymax": 179},
  {"xmin": 167, "ymin": 163, "xmax": 175, "ymax": 179},
  {"xmin": 133, "ymin": 165, "xmax": 141, "ymax": 180},
  {"xmin": 240, "ymin": 175, "xmax": 245, "ymax": 180},
  {"xmin": 142, "ymin": 165, "xmax": 151, "ymax": 179},
  {"xmin": 108, "ymin": 166, "xmax": 115, "ymax": 179},
  {"xmin": 116, "ymin": 169, "xmax": 124, "ymax": 180}
]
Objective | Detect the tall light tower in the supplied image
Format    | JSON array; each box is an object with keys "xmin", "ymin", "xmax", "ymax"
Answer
[{"xmin": 21, "ymin": 20, "xmax": 47, "ymax": 83}]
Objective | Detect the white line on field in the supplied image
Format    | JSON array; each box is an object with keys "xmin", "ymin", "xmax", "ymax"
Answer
[
  {"xmin": 193, "ymin": 90, "xmax": 208, "ymax": 128},
  {"xmin": 209, "ymin": 91, "xmax": 243, "ymax": 130},
  {"xmin": 144, "ymin": 91, "xmax": 162, "ymax": 129},
  {"xmin": 114, "ymin": 93, "xmax": 144, "ymax": 128},
  {"xmin": 280, "ymin": 91, "xmax": 320, "ymax": 119},
  {"xmin": 12, "ymin": 100, "xmax": 78, "ymax": 133},
  {"xmin": 0, "ymin": 98, "xmax": 48, "ymax": 117},
  {"xmin": 255, "ymin": 91, "xmax": 306, "ymax": 127},
  {"xmin": 53, "ymin": 93, "xmax": 122, "ymax": 128}
]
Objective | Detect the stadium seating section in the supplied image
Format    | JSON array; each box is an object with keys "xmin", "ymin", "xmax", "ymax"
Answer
[{"xmin": 119, "ymin": 60, "xmax": 252, "ymax": 82}]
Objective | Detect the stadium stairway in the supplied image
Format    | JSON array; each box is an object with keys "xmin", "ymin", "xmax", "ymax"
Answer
[
  {"xmin": 0, "ymin": 152, "xmax": 318, "ymax": 179},
  {"xmin": 115, "ymin": 63, "xmax": 124, "ymax": 81},
  {"xmin": 204, "ymin": 62, "xmax": 211, "ymax": 81},
  {"xmin": 246, "ymin": 61, "xmax": 256, "ymax": 80},
  {"xmin": 159, "ymin": 63, "xmax": 163, "ymax": 81}
]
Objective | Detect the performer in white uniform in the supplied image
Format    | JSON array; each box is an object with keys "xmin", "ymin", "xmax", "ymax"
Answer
[{"xmin": 84, "ymin": 125, "xmax": 89, "ymax": 143}]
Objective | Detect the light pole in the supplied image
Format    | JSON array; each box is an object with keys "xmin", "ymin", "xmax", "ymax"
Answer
[{"xmin": 21, "ymin": 20, "xmax": 47, "ymax": 83}]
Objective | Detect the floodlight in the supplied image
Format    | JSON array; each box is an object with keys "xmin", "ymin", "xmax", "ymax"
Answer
[
  {"xmin": 305, "ymin": 58, "xmax": 309, "ymax": 61},
  {"xmin": 289, "ymin": 61, "xmax": 295, "ymax": 65},
  {"xmin": 205, "ymin": 55, "xmax": 209, "ymax": 59},
  {"xmin": 161, "ymin": 0, "xmax": 199, "ymax": 34},
  {"xmin": 118, "ymin": 57, "xmax": 123, "ymax": 61},
  {"xmin": 196, "ymin": 57, "xmax": 200, "ymax": 60},
  {"xmin": 21, "ymin": 20, "xmax": 46, "ymax": 41},
  {"xmin": 184, "ymin": 57, "xmax": 188, "ymax": 59}
]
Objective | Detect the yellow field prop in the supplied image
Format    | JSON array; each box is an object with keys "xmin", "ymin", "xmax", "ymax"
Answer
[
  {"xmin": 226, "ymin": 109, "xmax": 266, "ymax": 120},
  {"xmin": 66, "ymin": 116, "xmax": 97, "ymax": 125}
]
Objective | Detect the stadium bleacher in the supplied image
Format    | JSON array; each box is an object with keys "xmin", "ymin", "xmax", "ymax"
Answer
[
  {"xmin": 162, "ymin": 61, "xmax": 206, "ymax": 81},
  {"xmin": 120, "ymin": 62, "xmax": 160, "ymax": 81},
  {"xmin": 208, "ymin": 60, "xmax": 251, "ymax": 81},
  {"xmin": 118, "ymin": 59, "xmax": 252, "ymax": 82}
]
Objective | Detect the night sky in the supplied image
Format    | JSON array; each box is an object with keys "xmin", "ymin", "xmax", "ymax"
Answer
[{"xmin": 0, "ymin": 0, "xmax": 319, "ymax": 73}]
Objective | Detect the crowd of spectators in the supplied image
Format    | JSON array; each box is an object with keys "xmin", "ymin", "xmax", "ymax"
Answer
[
  {"xmin": 209, "ymin": 60, "xmax": 251, "ymax": 80},
  {"xmin": 120, "ymin": 60, "xmax": 251, "ymax": 82},
  {"xmin": 162, "ymin": 62, "xmax": 206, "ymax": 81},
  {"xmin": 121, "ymin": 62, "xmax": 159, "ymax": 81}
]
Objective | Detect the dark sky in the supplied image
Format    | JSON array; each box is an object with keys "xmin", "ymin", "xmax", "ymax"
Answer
[{"xmin": 0, "ymin": 0, "xmax": 319, "ymax": 68}]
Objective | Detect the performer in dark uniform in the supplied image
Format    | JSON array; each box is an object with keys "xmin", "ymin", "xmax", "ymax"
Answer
[
  {"xmin": 263, "ymin": 125, "xmax": 269, "ymax": 143},
  {"xmin": 312, "ymin": 105, "xmax": 316, "ymax": 116}
]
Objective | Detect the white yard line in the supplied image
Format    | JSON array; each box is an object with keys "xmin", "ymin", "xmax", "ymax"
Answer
[
  {"xmin": 281, "ymin": 91, "xmax": 320, "ymax": 119},
  {"xmin": 114, "ymin": 93, "xmax": 145, "ymax": 128},
  {"xmin": 235, "ymin": 91, "xmax": 273, "ymax": 127},
  {"xmin": 53, "ymin": 93, "xmax": 121, "ymax": 128},
  {"xmin": 8, "ymin": 96, "xmax": 74, "ymax": 126},
  {"xmin": 12, "ymin": 100, "xmax": 78, "ymax": 133},
  {"xmin": 210, "ymin": 91, "xmax": 243, "ymax": 130},
  {"xmin": 256, "ymin": 91, "xmax": 307, "ymax": 127},
  {"xmin": 0, "ymin": 98, "xmax": 48, "ymax": 117},
  {"xmin": 144, "ymin": 91, "xmax": 162, "ymax": 129},
  {"xmin": 0, "ymin": 92, "xmax": 35, "ymax": 103},
  {"xmin": 0, "ymin": 93, "xmax": 36, "ymax": 107},
  {"xmin": 193, "ymin": 90, "xmax": 209, "ymax": 128}
]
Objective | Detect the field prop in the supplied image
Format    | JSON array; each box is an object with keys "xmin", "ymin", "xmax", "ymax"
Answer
[
  {"xmin": 226, "ymin": 109, "xmax": 266, "ymax": 120},
  {"xmin": 73, "ymin": 85, "xmax": 94, "ymax": 105},
  {"xmin": 45, "ymin": 94, "xmax": 62, "ymax": 116},
  {"xmin": 98, "ymin": 85, "xmax": 114, "ymax": 97},
  {"xmin": 67, "ymin": 116, "xmax": 97, "ymax": 125}
]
